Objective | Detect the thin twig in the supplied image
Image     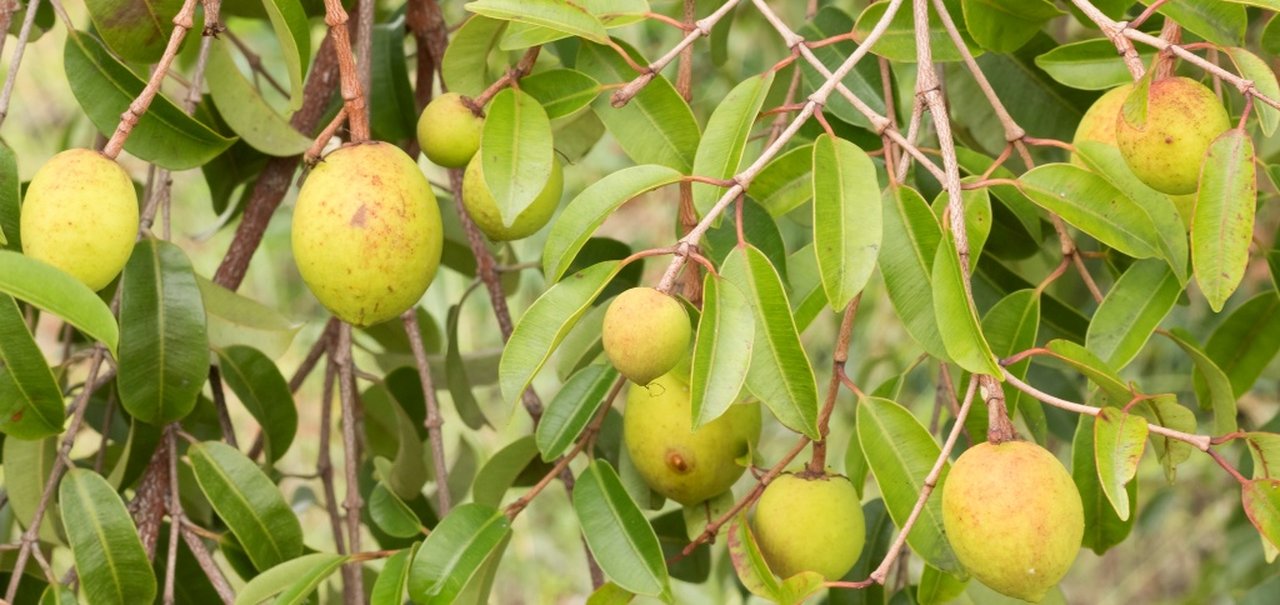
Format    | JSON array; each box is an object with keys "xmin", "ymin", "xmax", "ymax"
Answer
[
  {"xmin": 163, "ymin": 426, "xmax": 182, "ymax": 605},
  {"xmin": 179, "ymin": 524, "xmax": 235, "ymax": 604},
  {"xmin": 612, "ymin": 0, "xmax": 743, "ymax": 107},
  {"xmin": 403, "ymin": 309, "xmax": 451, "ymax": 515},
  {"xmin": 334, "ymin": 323, "xmax": 365, "ymax": 601},
  {"xmin": 0, "ymin": 0, "xmax": 43, "ymax": 127},
  {"xmin": 318, "ymin": 359, "xmax": 347, "ymax": 554}
]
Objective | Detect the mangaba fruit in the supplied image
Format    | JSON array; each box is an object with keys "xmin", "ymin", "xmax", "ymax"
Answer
[
  {"xmin": 21, "ymin": 149, "xmax": 138, "ymax": 291},
  {"xmin": 292, "ymin": 141, "xmax": 442, "ymax": 327},
  {"xmin": 602, "ymin": 287, "xmax": 691, "ymax": 385},
  {"xmin": 942, "ymin": 440, "xmax": 1083, "ymax": 603},
  {"xmin": 623, "ymin": 371, "xmax": 761, "ymax": 506},
  {"xmin": 417, "ymin": 92, "xmax": 483, "ymax": 168},
  {"xmin": 461, "ymin": 155, "xmax": 563, "ymax": 241},
  {"xmin": 753, "ymin": 472, "xmax": 864, "ymax": 580},
  {"xmin": 1071, "ymin": 83, "xmax": 1131, "ymax": 165},
  {"xmin": 1115, "ymin": 77, "xmax": 1230, "ymax": 195}
]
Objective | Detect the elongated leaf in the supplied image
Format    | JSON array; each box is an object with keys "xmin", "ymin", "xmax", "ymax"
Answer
[
  {"xmin": 261, "ymin": 0, "xmax": 310, "ymax": 111},
  {"xmin": 1085, "ymin": 259, "xmax": 1181, "ymax": 369},
  {"xmin": 370, "ymin": 482, "xmax": 424, "ymax": 538},
  {"xmin": 481, "ymin": 88, "xmax": 556, "ymax": 227},
  {"xmin": 1200, "ymin": 292, "xmax": 1280, "ymax": 399},
  {"xmin": 1072, "ymin": 416, "xmax": 1135, "ymax": 554},
  {"xmin": 1094, "ymin": 408, "xmax": 1148, "ymax": 521},
  {"xmin": 690, "ymin": 276, "xmax": 753, "ymax": 428},
  {"xmin": 542, "ymin": 165, "xmax": 682, "ymax": 281},
  {"xmin": 1131, "ymin": 395, "xmax": 1196, "ymax": 483},
  {"xmin": 215, "ymin": 345, "xmax": 296, "ymax": 463},
  {"xmin": 857, "ymin": 396, "xmax": 960, "ymax": 573},
  {"xmin": 197, "ymin": 276, "xmax": 301, "ymax": 360},
  {"xmin": 234, "ymin": 553, "xmax": 348, "ymax": 605},
  {"xmin": 1043, "ymin": 339, "xmax": 1130, "ymax": 404},
  {"xmin": 0, "ymin": 141, "xmax": 19, "ymax": 250},
  {"xmin": 722, "ymin": 246, "xmax": 819, "ymax": 438},
  {"xmin": 692, "ymin": 73, "xmax": 774, "ymax": 215},
  {"xmin": 205, "ymin": 38, "xmax": 311, "ymax": 156},
  {"xmin": 933, "ymin": 231, "xmax": 1001, "ymax": 376},
  {"xmin": 465, "ymin": 0, "xmax": 609, "ymax": 43},
  {"xmin": 83, "ymin": 0, "xmax": 178, "ymax": 63},
  {"xmin": 981, "ymin": 289, "xmax": 1040, "ymax": 436},
  {"xmin": 64, "ymin": 30, "xmax": 235, "ymax": 170},
  {"xmin": 521, "ymin": 68, "xmax": 601, "ymax": 120},
  {"xmin": 0, "ymin": 295, "xmax": 63, "ymax": 438},
  {"xmin": 1034, "ymin": 38, "xmax": 1157, "ymax": 91},
  {"xmin": 1225, "ymin": 48, "xmax": 1280, "ymax": 136},
  {"xmin": 442, "ymin": 16, "xmax": 507, "ymax": 96},
  {"xmin": 1194, "ymin": 129, "xmax": 1256, "ymax": 311},
  {"xmin": 1243, "ymin": 479, "xmax": 1280, "ymax": 551},
  {"xmin": 577, "ymin": 40, "xmax": 699, "ymax": 172},
  {"xmin": 117, "ymin": 239, "xmax": 208, "ymax": 425},
  {"xmin": 59, "ymin": 469, "xmax": 156, "ymax": 605},
  {"xmin": 1167, "ymin": 329, "xmax": 1237, "ymax": 434},
  {"xmin": 499, "ymin": 260, "xmax": 621, "ymax": 407},
  {"xmin": 188, "ymin": 441, "xmax": 303, "ymax": 571},
  {"xmin": 444, "ymin": 304, "xmax": 489, "ymax": 430},
  {"xmin": 813, "ymin": 134, "xmax": 880, "ymax": 310},
  {"xmin": 727, "ymin": 513, "xmax": 824, "ymax": 603},
  {"xmin": 1145, "ymin": 0, "xmax": 1245, "ymax": 47},
  {"xmin": 371, "ymin": 544, "xmax": 419, "ymax": 605},
  {"xmin": 6, "ymin": 435, "xmax": 62, "ymax": 542},
  {"xmin": 0, "ymin": 250, "xmax": 118, "ymax": 353},
  {"xmin": 852, "ymin": 0, "xmax": 982, "ymax": 62},
  {"xmin": 879, "ymin": 186, "xmax": 948, "ymax": 359},
  {"xmin": 472, "ymin": 436, "xmax": 540, "ymax": 507},
  {"xmin": 799, "ymin": 7, "xmax": 888, "ymax": 132},
  {"xmin": 961, "ymin": 0, "xmax": 1062, "ymax": 52},
  {"xmin": 931, "ymin": 185, "xmax": 991, "ymax": 271},
  {"xmin": 408, "ymin": 503, "xmax": 512, "ymax": 604},
  {"xmin": 537, "ymin": 364, "xmax": 617, "ymax": 461},
  {"xmin": 918, "ymin": 563, "xmax": 968, "ymax": 605},
  {"xmin": 752, "ymin": 144, "xmax": 813, "ymax": 217},
  {"xmin": 574, "ymin": 460, "xmax": 670, "ymax": 598},
  {"xmin": 1019, "ymin": 163, "xmax": 1161, "ymax": 259}
]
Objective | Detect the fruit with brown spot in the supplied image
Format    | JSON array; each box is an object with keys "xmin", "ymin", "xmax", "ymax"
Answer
[
  {"xmin": 292, "ymin": 141, "xmax": 442, "ymax": 327},
  {"xmin": 461, "ymin": 154, "xmax": 563, "ymax": 241},
  {"xmin": 942, "ymin": 440, "xmax": 1083, "ymax": 603},
  {"xmin": 623, "ymin": 371, "xmax": 761, "ymax": 506},
  {"xmin": 417, "ymin": 92, "xmax": 484, "ymax": 168},
  {"xmin": 753, "ymin": 472, "xmax": 864, "ymax": 580},
  {"xmin": 602, "ymin": 287, "xmax": 691, "ymax": 385},
  {"xmin": 1115, "ymin": 77, "xmax": 1230, "ymax": 195},
  {"xmin": 20, "ymin": 149, "xmax": 138, "ymax": 291}
]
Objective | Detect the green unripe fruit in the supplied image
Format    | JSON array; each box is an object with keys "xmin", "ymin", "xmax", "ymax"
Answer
[
  {"xmin": 602, "ymin": 287, "xmax": 691, "ymax": 385},
  {"xmin": 753, "ymin": 473, "xmax": 865, "ymax": 580},
  {"xmin": 943, "ymin": 440, "xmax": 1083, "ymax": 603},
  {"xmin": 1070, "ymin": 84, "xmax": 1132, "ymax": 166},
  {"xmin": 20, "ymin": 149, "xmax": 138, "ymax": 291},
  {"xmin": 292, "ymin": 141, "xmax": 442, "ymax": 327},
  {"xmin": 417, "ymin": 92, "xmax": 483, "ymax": 168},
  {"xmin": 461, "ymin": 155, "xmax": 563, "ymax": 241},
  {"xmin": 1115, "ymin": 77, "xmax": 1230, "ymax": 195},
  {"xmin": 623, "ymin": 371, "xmax": 761, "ymax": 506}
]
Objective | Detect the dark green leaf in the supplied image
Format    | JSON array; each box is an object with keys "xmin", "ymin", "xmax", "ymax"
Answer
[
  {"xmin": 59, "ymin": 469, "xmax": 156, "ymax": 605},
  {"xmin": 574, "ymin": 460, "xmax": 670, "ymax": 598},
  {"xmin": 215, "ymin": 345, "xmax": 296, "ymax": 463},
  {"xmin": 536, "ymin": 364, "xmax": 617, "ymax": 461},
  {"xmin": 408, "ymin": 503, "xmax": 512, "ymax": 604},
  {"xmin": 188, "ymin": 441, "xmax": 303, "ymax": 571},
  {"xmin": 0, "ymin": 295, "xmax": 64, "ymax": 439}
]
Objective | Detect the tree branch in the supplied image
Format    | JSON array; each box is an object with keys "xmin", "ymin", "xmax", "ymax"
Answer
[
  {"xmin": 403, "ymin": 309, "xmax": 451, "ymax": 515},
  {"xmin": 333, "ymin": 323, "xmax": 365, "ymax": 602}
]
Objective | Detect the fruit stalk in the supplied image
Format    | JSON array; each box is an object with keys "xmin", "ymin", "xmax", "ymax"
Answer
[{"xmin": 320, "ymin": 0, "xmax": 370, "ymax": 142}]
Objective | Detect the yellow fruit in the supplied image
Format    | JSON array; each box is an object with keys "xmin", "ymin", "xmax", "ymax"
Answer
[
  {"xmin": 623, "ymin": 371, "xmax": 761, "ymax": 506},
  {"xmin": 602, "ymin": 287, "xmax": 691, "ymax": 385},
  {"xmin": 1070, "ymin": 84, "xmax": 1132, "ymax": 166},
  {"xmin": 461, "ymin": 154, "xmax": 563, "ymax": 241},
  {"xmin": 753, "ymin": 473, "xmax": 864, "ymax": 580},
  {"xmin": 20, "ymin": 149, "xmax": 138, "ymax": 291},
  {"xmin": 417, "ymin": 92, "xmax": 483, "ymax": 168},
  {"xmin": 292, "ymin": 141, "xmax": 442, "ymax": 327},
  {"xmin": 942, "ymin": 441, "xmax": 1083, "ymax": 603},
  {"xmin": 1115, "ymin": 77, "xmax": 1230, "ymax": 195}
]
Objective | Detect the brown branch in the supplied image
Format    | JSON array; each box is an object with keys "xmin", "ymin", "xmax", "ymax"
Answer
[
  {"xmin": 320, "ymin": 0, "xmax": 369, "ymax": 142},
  {"xmin": 807, "ymin": 294, "xmax": 861, "ymax": 473},
  {"xmin": 0, "ymin": 0, "xmax": 42, "ymax": 127},
  {"xmin": 403, "ymin": 309, "xmax": 451, "ymax": 515},
  {"xmin": 163, "ymin": 426, "xmax": 182, "ymax": 605},
  {"xmin": 334, "ymin": 323, "xmax": 364, "ymax": 601},
  {"xmin": 208, "ymin": 366, "xmax": 238, "ymax": 448},
  {"xmin": 226, "ymin": 31, "xmax": 289, "ymax": 98},
  {"xmin": 179, "ymin": 524, "xmax": 235, "ymax": 604},
  {"xmin": 318, "ymin": 358, "xmax": 347, "ymax": 554},
  {"xmin": 467, "ymin": 47, "xmax": 541, "ymax": 112}
]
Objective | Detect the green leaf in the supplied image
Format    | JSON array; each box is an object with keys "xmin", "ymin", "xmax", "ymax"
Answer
[
  {"xmin": 465, "ymin": 0, "xmax": 609, "ymax": 44},
  {"xmin": 369, "ymin": 23, "xmax": 418, "ymax": 143},
  {"xmin": 1166, "ymin": 329, "xmax": 1237, "ymax": 434},
  {"xmin": 481, "ymin": 88, "xmax": 556, "ymax": 228},
  {"xmin": 751, "ymin": 144, "xmax": 813, "ymax": 217},
  {"xmin": 408, "ymin": 503, "xmax": 512, "ymax": 604},
  {"xmin": 1143, "ymin": 0, "xmax": 1245, "ymax": 47},
  {"xmin": 691, "ymin": 72, "xmax": 774, "ymax": 216},
  {"xmin": 471, "ymin": 436, "xmax": 540, "ymax": 507},
  {"xmin": 59, "ymin": 469, "xmax": 156, "ymax": 605},
  {"xmin": 587, "ymin": 582, "xmax": 636, "ymax": 605},
  {"xmin": 690, "ymin": 275, "xmax": 754, "ymax": 428},
  {"xmin": 444, "ymin": 304, "xmax": 489, "ymax": 430},
  {"xmin": 198, "ymin": 276, "xmax": 301, "ymax": 365},
  {"xmin": 362, "ymin": 378, "xmax": 429, "ymax": 500},
  {"xmin": 1043, "ymin": 339, "xmax": 1131, "ymax": 404},
  {"xmin": 574, "ymin": 460, "xmax": 670, "ymax": 598},
  {"xmin": 0, "ymin": 250, "xmax": 119, "ymax": 353},
  {"xmin": 981, "ymin": 289, "xmax": 1041, "ymax": 436},
  {"xmin": 0, "ymin": 295, "xmax": 64, "ymax": 439},
  {"xmin": 5, "ymin": 435, "xmax": 62, "ymax": 543},
  {"xmin": 799, "ymin": 7, "xmax": 889, "ymax": 132},
  {"xmin": 83, "ymin": 0, "xmax": 179, "ymax": 63},
  {"xmin": 1085, "ymin": 259, "xmax": 1181, "ymax": 369},
  {"xmin": 188, "ymin": 441, "xmax": 303, "ymax": 571},
  {"xmin": 932, "ymin": 231, "xmax": 1002, "ymax": 376},
  {"xmin": 918, "ymin": 563, "xmax": 968, "ymax": 605},
  {"xmin": 442, "ymin": 16, "xmax": 507, "ymax": 97},
  {"xmin": 1094, "ymin": 408, "xmax": 1148, "ymax": 521},
  {"xmin": 371, "ymin": 544, "xmax": 419, "ymax": 605},
  {"xmin": 63, "ymin": 30, "xmax": 235, "ymax": 170},
  {"xmin": 234, "ymin": 552, "xmax": 348, "ymax": 605},
  {"xmin": 260, "ymin": 0, "xmax": 310, "ymax": 111},
  {"xmin": 542, "ymin": 165, "xmax": 682, "ymax": 281},
  {"xmin": 521, "ymin": 68, "xmax": 601, "ymax": 120},
  {"xmin": 931, "ymin": 185, "xmax": 992, "ymax": 272},
  {"xmin": 215, "ymin": 345, "xmax": 296, "ymax": 463},
  {"xmin": 1193, "ymin": 129, "xmax": 1256, "ymax": 311},
  {"xmin": 1246, "ymin": 433, "xmax": 1280, "ymax": 479},
  {"xmin": 1225, "ymin": 48, "xmax": 1280, "ymax": 136},
  {"xmin": 576, "ymin": 40, "xmax": 699, "ymax": 172},
  {"xmin": 1034, "ymin": 39, "xmax": 1157, "ymax": 90},
  {"xmin": 536, "ymin": 364, "xmax": 617, "ymax": 461},
  {"xmin": 722, "ymin": 246, "xmax": 819, "ymax": 439},
  {"xmin": 370, "ymin": 482, "xmax": 425, "ymax": 539},
  {"xmin": 1131, "ymin": 395, "xmax": 1196, "ymax": 483},
  {"xmin": 1199, "ymin": 292, "xmax": 1280, "ymax": 399},
  {"xmin": 880, "ymin": 186, "xmax": 948, "ymax": 359},
  {"xmin": 813, "ymin": 134, "xmax": 881, "ymax": 311},
  {"xmin": 857, "ymin": 396, "xmax": 960, "ymax": 573},
  {"xmin": 499, "ymin": 260, "xmax": 621, "ymax": 407},
  {"xmin": 117, "ymin": 239, "xmax": 208, "ymax": 425},
  {"xmin": 852, "ymin": 0, "xmax": 982, "ymax": 63},
  {"xmin": 205, "ymin": 38, "xmax": 311, "ymax": 156},
  {"xmin": 1072, "ymin": 416, "xmax": 1135, "ymax": 555},
  {"xmin": 726, "ymin": 513, "xmax": 824, "ymax": 603},
  {"xmin": 1019, "ymin": 163, "xmax": 1162, "ymax": 259},
  {"xmin": 0, "ymin": 141, "xmax": 19, "ymax": 250},
  {"xmin": 1243, "ymin": 479, "xmax": 1280, "ymax": 551},
  {"xmin": 961, "ymin": 0, "xmax": 1063, "ymax": 53}
]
